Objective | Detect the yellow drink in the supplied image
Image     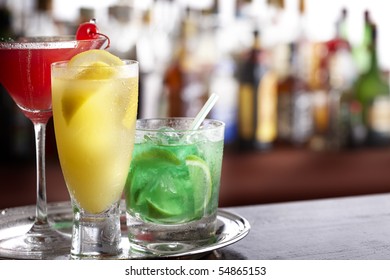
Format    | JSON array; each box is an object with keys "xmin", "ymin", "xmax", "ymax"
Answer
[{"xmin": 52, "ymin": 52, "xmax": 138, "ymax": 214}]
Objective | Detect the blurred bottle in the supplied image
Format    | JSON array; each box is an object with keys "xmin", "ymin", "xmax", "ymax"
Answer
[
  {"xmin": 237, "ymin": 29, "xmax": 276, "ymax": 150},
  {"xmin": 163, "ymin": 9, "xmax": 191, "ymax": 118},
  {"xmin": 209, "ymin": 55, "xmax": 239, "ymax": 146},
  {"xmin": 104, "ymin": 5, "xmax": 137, "ymax": 59},
  {"xmin": 353, "ymin": 10, "xmax": 373, "ymax": 75},
  {"xmin": 237, "ymin": 29, "xmax": 261, "ymax": 149},
  {"xmin": 354, "ymin": 23, "xmax": 390, "ymax": 147},
  {"xmin": 289, "ymin": 0, "xmax": 313, "ymax": 147},
  {"xmin": 24, "ymin": 0, "xmax": 58, "ymax": 37},
  {"xmin": 256, "ymin": 63, "xmax": 278, "ymax": 150},
  {"xmin": 276, "ymin": 43, "xmax": 306, "ymax": 145},
  {"xmin": 163, "ymin": 39, "xmax": 186, "ymax": 117},
  {"xmin": 290, "ymin": 53, "xmax": 313, "ymax": 146},
  {"xmin": 307, "ymin": 42, "xmax": 330, "ymax": 151},
  {"xmin": 136, "ymin": 9, "xmax": 169, "ymax": 119},
  {"xmin": 163, "ymin": 8, "xmax": 207, "ymax": 118},
  {"xmin": 275, "ymin": 44, "xmax": 292, "ymax": 145},
  {"xmin": 326, "ymin": 8, "xmax": 359, "ymax": 150}
]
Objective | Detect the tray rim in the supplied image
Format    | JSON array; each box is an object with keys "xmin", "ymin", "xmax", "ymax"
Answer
[{"xmin": 0, "ymin": 201, "xmax": 250, "ymax": 260}]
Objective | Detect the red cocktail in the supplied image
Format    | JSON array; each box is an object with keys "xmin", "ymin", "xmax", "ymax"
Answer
[{"xmin": 0, "ymin": 37, "xmax": 105, "ymax": 122}]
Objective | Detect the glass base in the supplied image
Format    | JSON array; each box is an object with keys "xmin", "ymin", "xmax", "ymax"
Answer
[
  {"xmin": 0, "ymin": 219, "xmax": 70, "ymax": 260},
  {"xmin": 126, "ymin": 212, "xmax": 217, "ymax": 256},
  {"xmin": 70, "ymin": 204, "xmax": 122, "ymax": 259},
  {"xmin": 0, "ymin": 202, "xmax": 250, "ymax": 259}
]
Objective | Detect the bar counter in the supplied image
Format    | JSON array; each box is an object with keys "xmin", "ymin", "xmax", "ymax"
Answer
[{"xmin": 221, "ymin": 193, "xmax": 390, "ymax": 259}]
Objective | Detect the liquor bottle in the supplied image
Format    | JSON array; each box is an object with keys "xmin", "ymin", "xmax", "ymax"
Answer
[
  {"xmin": 136, "ymin": 9, "xmax": 156, "ymax": 119},
  {"xmin": 286, "ymin": 44, "xmax": 313, "ymax": 147},
  {"xmin": 163, "ymin": 7, "xmax": 207, "ymax": 119},
  {"xmin": 237, "ymin": 30, "xmax": 262, "ymax": 149},
  {"xmin": 276, "ymin": 43, "xmax": 296, "ymax": 144},
  {"xmin": 326, "ymin": 8, "xmax": 350, "ymax": 56},
  {"xmin": 327, "ymin": 8, "xmax": 359, "ymax": 150},
  {"xmin": 309, "ymin": 43, "xmax": 331, "ymax": 151},
  {"xmin": 163, "ymin": 41, "xmax": 186, "ymax": 118},
  {"xmin": 237, "ymin": 30, "xmax": 270, "ymax": 149},
  {"xmin": 354, "ymin": 23, "xmax": 390, "ymax": 147},
  {"xmin": 209, "ymin": 54, "xmax": 239, "ymax": 146},
  {"xmin": 136, "ymin": 9, "xmax": 171, "ymax": 119},
  {"xmin": 285, "ymin": 0, "xmax": 313, "ymax": 147},
  {"xmin": 353, "ymin": 10, "xmax": 373, "ymax": 75},
  {"xmin": 163, "ymin": 9, "xmax": 193, "ymax": 118},
  {"xmin": 255, "ymin": 64, "xmax": 278, "ymax": 150},
  {"xmin": 311, "ymin": 9, "xmax": 350, "ymax": 151}
]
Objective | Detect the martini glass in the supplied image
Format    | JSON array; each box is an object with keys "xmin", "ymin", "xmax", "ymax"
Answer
[{"xmin": 0, "ymin": 36, "xmax": 107, "ymax": 259}]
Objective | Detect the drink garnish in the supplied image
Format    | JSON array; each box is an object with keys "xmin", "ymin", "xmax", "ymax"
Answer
[
  {"xmin": 185, "ymin": 155, "xmax": 212, "ymax": 214},
  {"xmin": 76, "ymin": 19, "xmax": 110, "ymax": 49},
  {"xmin": 62, "ymin": 50, "xmax": 124, "ymax": 124},
  {"xmin": 128, "ymin": 148, "xmax": 212, "ymax": 223},
  {"xmin": 68, "ymin": 49, "xmax": 123, "ymax": 68},
  {"xmin": 131, "ymin": 148, "xmax": 181, "ymax": 166},
  {"xmin": 128, "ymin": 148, "xmax": 190, "ymax": 222}
]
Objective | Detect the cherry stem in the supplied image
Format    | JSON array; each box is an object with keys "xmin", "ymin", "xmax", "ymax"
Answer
[{"xmin": 96, "ymin": 32, "xmax": 111, "ymax": 49}]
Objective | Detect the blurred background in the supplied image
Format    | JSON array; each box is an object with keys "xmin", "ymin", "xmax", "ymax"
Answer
[{"xmin": 1, "ymin": 0, "xmax": 390, "ymax": 209}]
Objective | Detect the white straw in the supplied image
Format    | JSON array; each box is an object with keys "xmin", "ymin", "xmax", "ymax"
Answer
[{"xmin": 189, "ymin": 93, "xmax": 219, "ymax": 130}]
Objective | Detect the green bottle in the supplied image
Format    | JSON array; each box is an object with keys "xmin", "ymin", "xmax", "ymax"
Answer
[
  {"xmin": 354, "ymin": 23, "xmax": 390, "ymax": 146},
  {"xmin": 353, "ymin": 10, "xmax": 373, "ymax": 74}
]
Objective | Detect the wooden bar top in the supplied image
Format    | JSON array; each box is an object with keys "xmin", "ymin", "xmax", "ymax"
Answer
[{"xmin": 221, "ymin": 193, "xmax": 390, "ymax": 259}]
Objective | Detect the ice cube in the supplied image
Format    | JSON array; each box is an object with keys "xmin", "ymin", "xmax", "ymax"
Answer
[
  {"xmin": 156, "ymin": 127, "xmax": 181, "ymax": 145},
  {"xmin": 182, "ymin": 130, "xmax": 208, "ymax": 145}
]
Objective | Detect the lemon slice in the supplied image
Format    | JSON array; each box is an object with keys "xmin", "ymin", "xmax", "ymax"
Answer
[
  {"xmin": 61, "ymin": 87, "xmax": 91, "ymax": 125},
  {"xmin": 185, "ymin": 155, "xmax": 212, "ymax": 214},
  {"xmin": 68, "ymin": 49, "xmax": 124, "ymax": 67},
  {"xmin": 62, "ymin": 50, "xmax": 124, "ymax": 124},
  {"xmin": 69, "ymin": 50, "xmax": 124, "ymax": 80}
]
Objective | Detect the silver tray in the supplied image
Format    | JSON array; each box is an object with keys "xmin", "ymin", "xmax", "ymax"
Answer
[{"xmin": 0, "ymin": 201, "xmax": 250, "ymax": 260}]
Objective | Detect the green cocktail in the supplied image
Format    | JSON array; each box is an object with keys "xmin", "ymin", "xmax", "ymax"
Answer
[{"xmin": 125, "ymin": 118, "xmax": 224, "ymax": 255}]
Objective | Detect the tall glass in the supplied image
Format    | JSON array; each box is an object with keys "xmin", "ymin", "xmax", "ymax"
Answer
[
  {"xmin": 0, "ymin": 36, "xmax": 106, "ymax": 259},
  {"xmin": 51, "ymin": 60, "xmax": 139, "ymax": 259}
]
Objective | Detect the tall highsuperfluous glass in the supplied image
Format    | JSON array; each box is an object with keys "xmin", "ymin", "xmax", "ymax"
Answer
[
  {"xmin": 51, "ymin": 54, "xmax": 139, "ymax": 259},
  {"xmin": 0, "ymin": 36, "xmax": 107, "ymax": 259}
]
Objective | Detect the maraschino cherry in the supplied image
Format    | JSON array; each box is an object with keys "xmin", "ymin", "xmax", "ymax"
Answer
[{"xmin": 76, "ymin": 19, "xmax": 110, "ymax": 48}]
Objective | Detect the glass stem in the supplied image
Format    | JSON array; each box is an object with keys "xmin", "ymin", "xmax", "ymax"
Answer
[{"xmin": 33, "ymin": 121, "xmax": 48, "ymax": 226}]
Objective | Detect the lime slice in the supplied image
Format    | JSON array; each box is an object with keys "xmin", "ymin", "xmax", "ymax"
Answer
[
  {"xmin": 185, "ymin": 155, "xmax": 212, "ymax": 214},
  {"xmin": 133, "ymin": 148, "xmax": 181, "ymax": 166},
  {"xmin": 146, "ymin": 198, "xmax": 183, "ymax": 220},
  {"xmin": 131, "ymin": 148, "xmax": 185, "ymax": 222}
]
